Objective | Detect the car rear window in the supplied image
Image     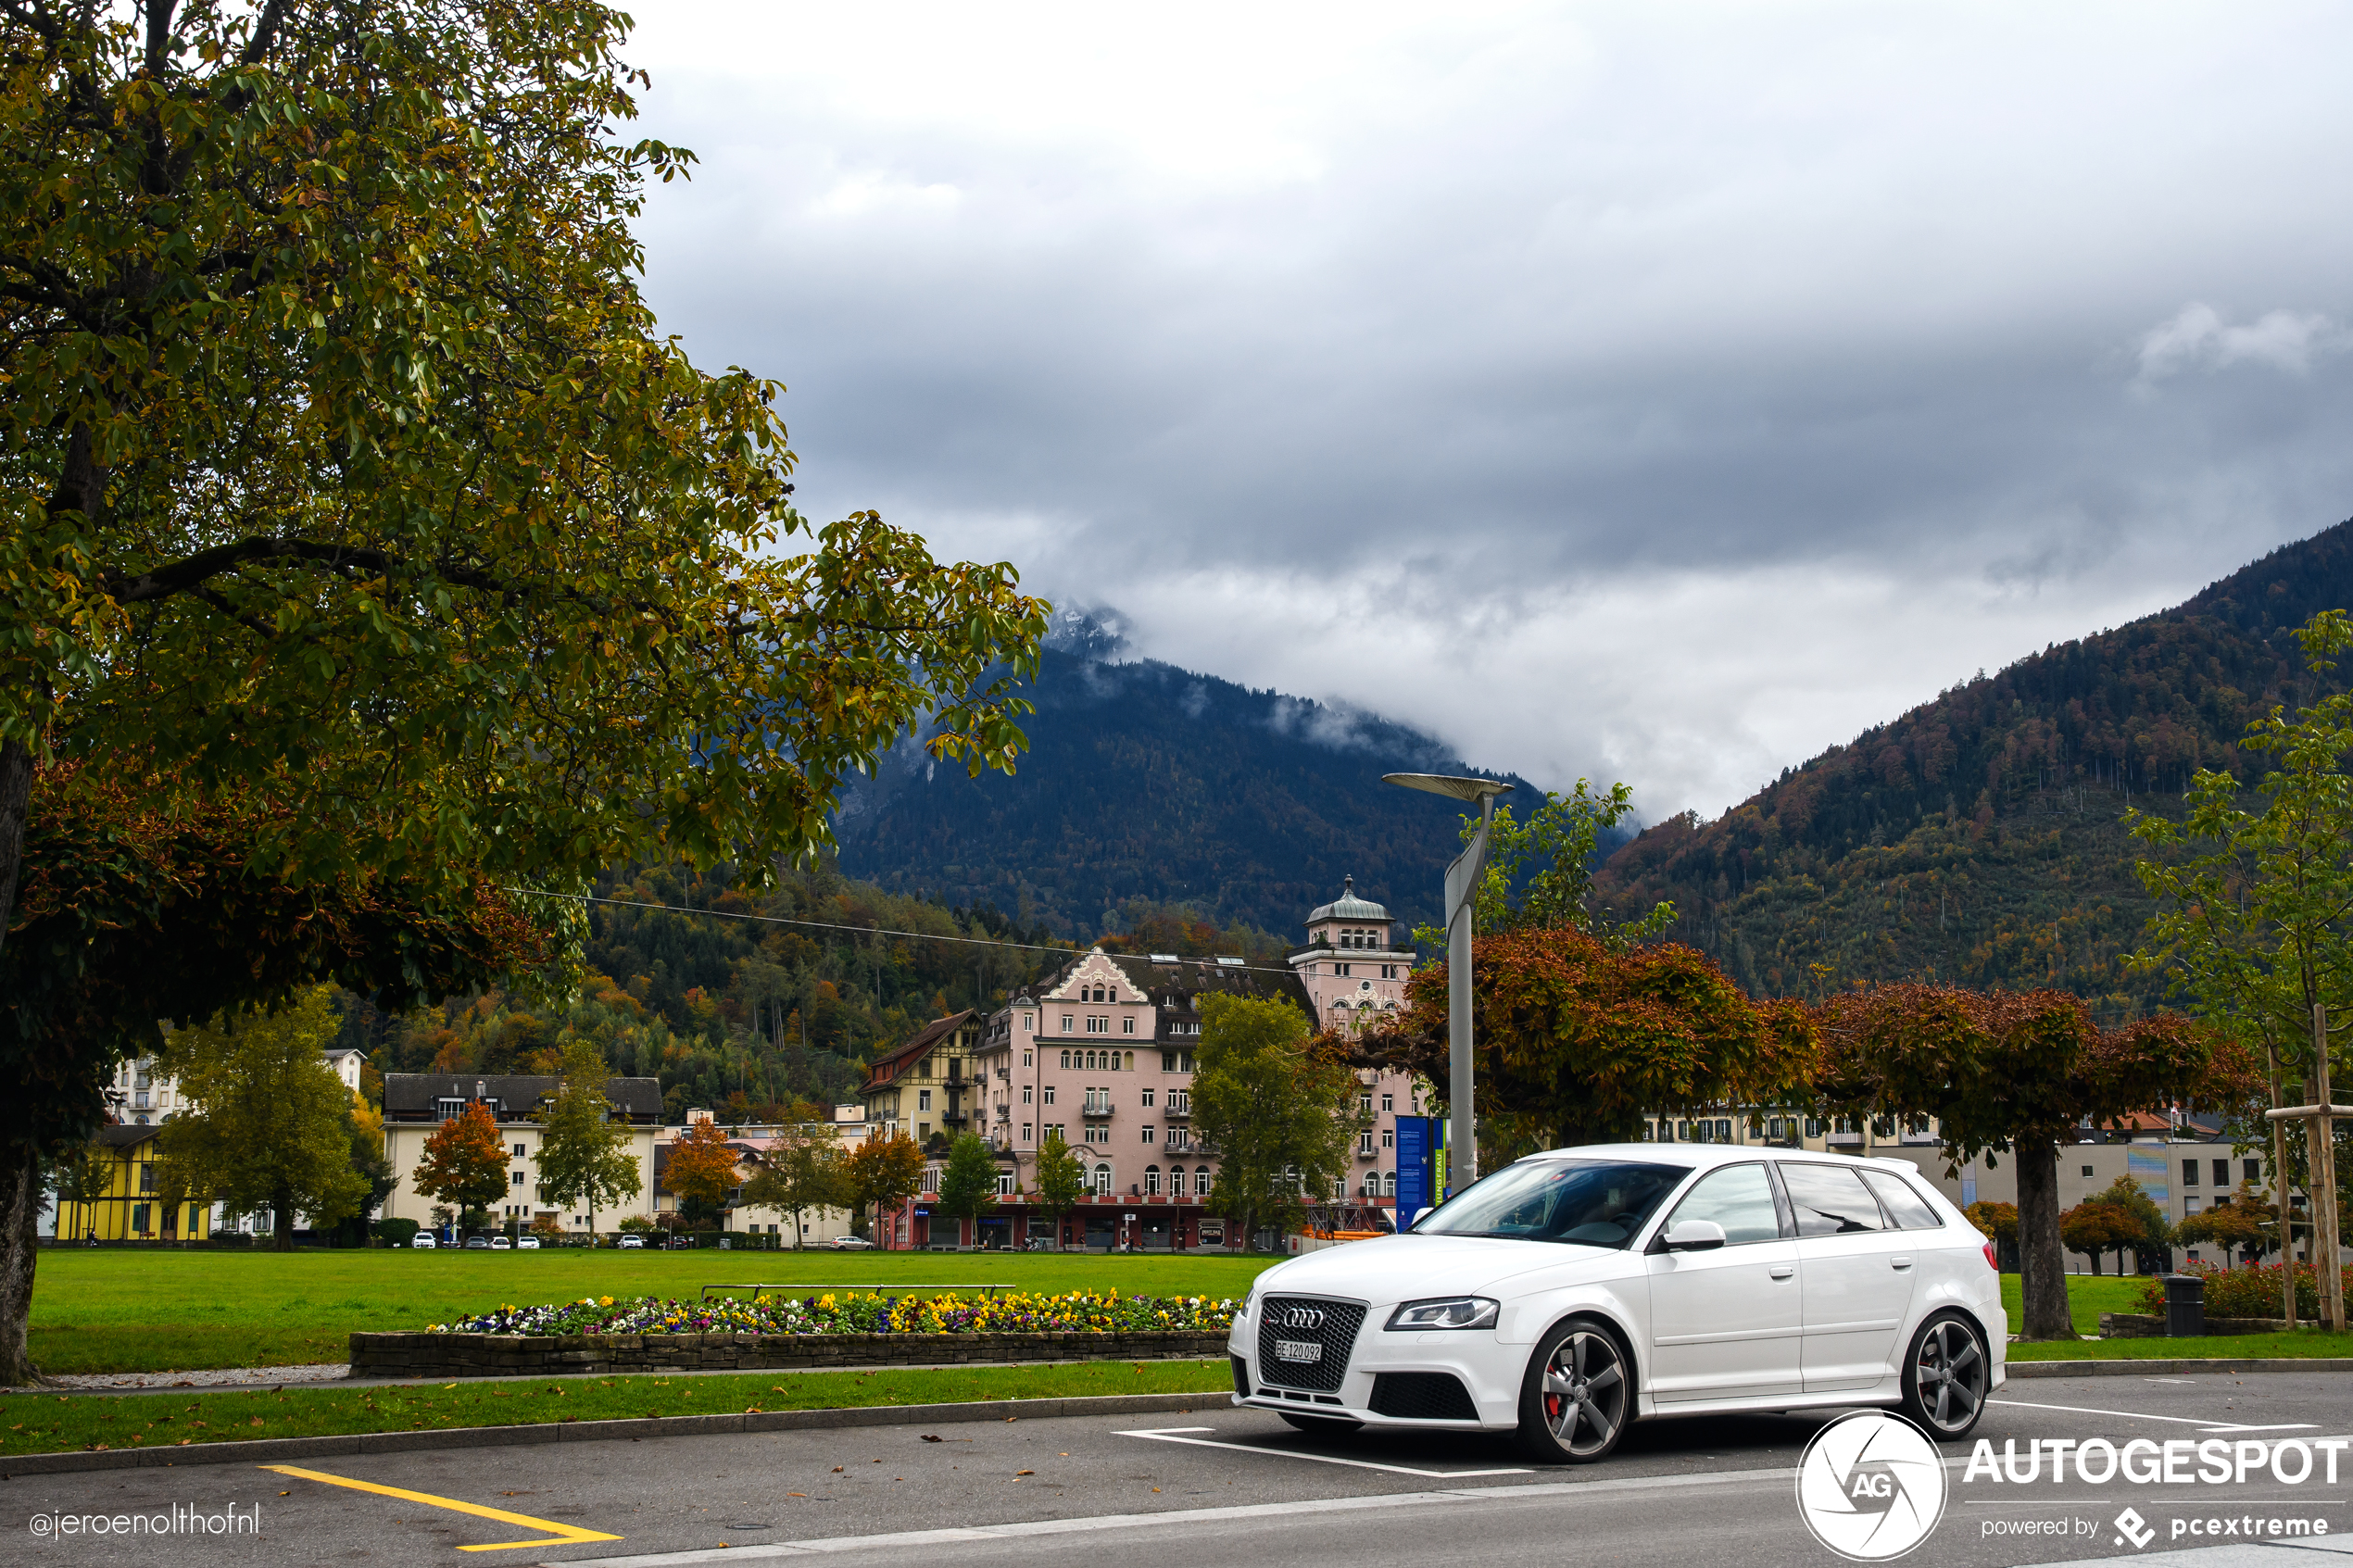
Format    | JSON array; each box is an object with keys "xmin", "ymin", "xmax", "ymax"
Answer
[
  {"xmin": 1779, "ymin": 1163, "xmax": 1887, "ymax": 1236},
  {"xmin": 1860, "ymin": 1169, "xmax": 1943, "ymax": 1229}
]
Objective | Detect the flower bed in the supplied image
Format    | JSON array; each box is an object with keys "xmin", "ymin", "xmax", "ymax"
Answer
[{"xmin": 429, "ymin": 1290, "xmax": 1236, "ymax": 1337}]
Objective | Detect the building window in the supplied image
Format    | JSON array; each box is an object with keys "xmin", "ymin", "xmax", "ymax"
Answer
[
  {"xmin": 1025, "ymin": 1014, "xmax": 1035, "ymax": 1032},
  {"xmin": 132, "ymin": 1203, "xmax": 149, "ymax": 1234},
  {"xmin": 1380, "ymin": 1093, "xmax": 1394, "ymax": 1112},
  {"xmin": 1021, "ymin": 1085, "xmax": 1033, "ymax": 1104},
  {"xmin": 997, "ymin": 1173, "xmax": 1014, "ymax": 1197},
  {"xmin": 1043, "ymin": 1085, "xmax": 1056, "ymax": 1105},
  {"xmin": 2082, "ymin": 1164, "xmax": 2095, "ymax": 1178},
  {"xmin": 437, "ymin": 1098, "xmax": 465, "ymax": 1121},
  {"xmin": 2245, "ymin": 1158, "xmax": 2262, "ymax": 1184},
  {"xmin": 918, "ymin": 1089, "xmax": 932, "ymax": 1110},
  {"xmin": 1122, "ymin": 1017, "xmax": 1136, "ymax": 1035},
  {"xmin": 1093, "ymin": 1164, "xmax": 1113, "ymax": 1196},
  {"xmin": 1381, "ymin": 1127, "xmax": 1394, "ymax": 1149},
  {"xmin": 2213, "ymin": 1159, "xmax": 2230, "ymax": 1187},
  {"xmin": 1358, "ymin": 1131, "xmax": 1375, "ymax": 1156},
  {"xmin": 511, "ymin": 1171, "xmax": 526, "ymax": 1185},
  {"xmin": 2183, "ymin": 1160, "xmax": 2199, "ymax": 1186},
  {"xmin": 138, "ymin": 1163, "xmax": 156, "ymax": 1194},
  {"xmin": 1087, "ymin": 1016, "xmax": 1107, "ymax": 1035},
  {"xmin": 1805, "ymin": 1117, "xmax": 1826, "ymax": 1138},
  {"xmin": 1145, "ymin": 1166, "xmax": 1161, "ymax": 1195},
  {"xmin": 1022, "ymin": 1049, "xmax": 1032, "ymax": 1065},
  {"xmin": 1359, "ymin": 1092, "xmax": 1373, "ymax": 1116},
  {"xmin": 1061, "ymin": 1016, "xmax": 1074, "ymax": 1034},
  {"xmin": 1337, "ymin": 963, "xmax": 1351, "ymax": 977},
  {"xmin": 1382, "ymin": 1171, "xmax": 1396, "ymax": 1198},
  {"xmin": 1022, "ymin": 1123, "xmax": 1032, "ymax": 1144},
  {"xmin": 1141, "ymin": 1126, "xmax": 1155, "ymax": 1145},
  {"xmin": 918, "ymin": 1123, "xmax": 931, "ymax": 1143},
  {"xmin": 1140, "ymin": 1088, "xmax": 1155, "ymax": 1108},
  {"xmin": 1717, "ymin": 1119, "xmax": 1732, "ymax": 1141},
  {"xmin": 2183, "ymin": 1197, "xmax": 2202, "ymax": 1215}
]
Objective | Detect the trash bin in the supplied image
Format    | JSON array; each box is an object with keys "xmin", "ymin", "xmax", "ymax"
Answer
[{"xmin": 2162, "ymin": 1273, "xmax": 2205, "ymax": 1337}]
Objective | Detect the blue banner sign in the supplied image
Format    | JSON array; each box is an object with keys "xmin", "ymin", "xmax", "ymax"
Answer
[{"xmin": 1395, "ymin": 1116, "xmax": 1436, "ymax": 1223}]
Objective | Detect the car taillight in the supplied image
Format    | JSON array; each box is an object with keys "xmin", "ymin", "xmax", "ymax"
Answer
[{"xmin": 1982, "ymin": 1239, "xmax": 1998, "ymax": 1273}]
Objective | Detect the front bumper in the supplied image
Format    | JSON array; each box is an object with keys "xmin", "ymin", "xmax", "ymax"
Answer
[{"xmin": 1227, "ymin": 1318, "xmax": 1522, "ymax": 1430}]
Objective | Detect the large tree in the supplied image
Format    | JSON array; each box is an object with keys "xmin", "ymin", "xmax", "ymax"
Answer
[
  {"xmin": 662, "ymin": 1118, "xmax": 741, "ymax": 1229},
  {"xmin": 1360, "ymin": 927, "xmax": 1817, "ymax": 1165},
  {"xmin": 738, "ymin": 1122, "xmax": 846, "ymax": 1249},
  {"xmin": 533, "ymin": 1034, "xmax": 642, "ymax": 1238},
  {"xmin": 1194, "ymin": 993, "xmax": 1355, "ymax": 1249},
  {"xmin": 2130, "ymin": 608, "xmax": 2353, "ymax": 1332},
  {"xmin": 1814, "ymin": 985, "xmax": 2239, "ymax": 1339},
  {"xmin": 1, "ymin": 0, "xmax": 1043, "ymax": 1380},
  {"xmin": 1031, "ymin": 1131, "xmax": 1087, "ymax": 1248},
  {"xmin": 156, "ymin": 986, "xmax": 373, "ymax": 1248},
  {"xmin": 933, "ymin": 1132, "xmax": 999, "ymax": 1248}
]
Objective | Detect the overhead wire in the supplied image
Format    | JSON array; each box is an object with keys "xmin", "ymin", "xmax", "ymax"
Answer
[{"xmin": 510, "ymin": 889, "xmax": 1307, "ymax": 975}]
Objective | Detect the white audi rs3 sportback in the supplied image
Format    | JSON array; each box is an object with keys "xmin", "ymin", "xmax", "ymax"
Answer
[{"xmin": 1227, "ymin": 1143, "xmax": 2005, "ymax": 1463}]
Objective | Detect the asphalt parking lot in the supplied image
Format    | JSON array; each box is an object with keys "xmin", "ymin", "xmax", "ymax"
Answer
[{"xmin": 8, "ymin": 1372, "xmax": 2350, "ymax": 1568}]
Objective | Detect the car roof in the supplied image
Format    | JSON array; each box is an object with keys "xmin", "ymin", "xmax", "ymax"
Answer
[{"xmin": 1516, "ymin": 1142, "xmax": 1932, "ymax": 1175}]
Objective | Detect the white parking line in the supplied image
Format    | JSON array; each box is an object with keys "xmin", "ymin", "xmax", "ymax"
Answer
[
  {"xmin": 1989, "ymin": 1397, "xmax": 2317, "ymax": 1433},
  {"xmin": 1115, "ymin": 1426, "xmax": 1535, "ymax": 1477},
  {"xmin": 553, "ymin": 1464, "xmax": 1800, "ymax": 1566}
]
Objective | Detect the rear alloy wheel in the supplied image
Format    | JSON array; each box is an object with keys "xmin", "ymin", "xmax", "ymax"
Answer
[
  {"xmin": 1899, "ymin": 1311, "xmax": 1988, "ymax": 1440},
  {"xmin": 1516, "ymin": 1317, "xmax": 1630, "ymax": 1463},
  {"xmin": 1278, "ymin": 1411, "xmax": 1363, "ymax": 1436}
]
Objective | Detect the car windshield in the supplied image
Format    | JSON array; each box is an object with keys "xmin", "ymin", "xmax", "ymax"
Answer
[{"xmin": 1411, "ymin": 1158, "xmax": 1687, "ymax": 1248}]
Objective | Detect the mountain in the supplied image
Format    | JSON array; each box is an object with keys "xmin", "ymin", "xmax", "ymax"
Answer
[
  {"xmin": 830, "ymin": 613, "xmax": 1532, "ymax": 939},
  {"xmin": 1594, "ymin": 517, "xmax": 2353, "ymax": 1016}
]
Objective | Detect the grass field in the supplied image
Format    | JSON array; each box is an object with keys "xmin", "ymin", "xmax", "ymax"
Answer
[
  {"xmin": 0, "ymin": 1360, "xmax": 1236, "ymax": 1458},
  {"xmin": 28, "ymin": 1250, "xmax": 1280, "ymax": 1374}
]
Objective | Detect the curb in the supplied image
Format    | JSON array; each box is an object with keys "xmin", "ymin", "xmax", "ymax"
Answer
[
  {"xmin": 0, "ymin": 1390, "xmax": 1232, "ymax": 1478},
  {"xmin": 2007, "ymin": 1357, "xmax": 2353, "ymax": 1378}
]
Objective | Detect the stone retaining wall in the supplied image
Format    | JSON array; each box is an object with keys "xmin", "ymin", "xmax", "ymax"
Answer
[
  {"xmin": 2096, "ymin": 1312, "xmax": 2287, "ymax": 1339},
  {"xmin": 350, "ymin": 1329, "xmax": 1229, "ymax": 1379}
]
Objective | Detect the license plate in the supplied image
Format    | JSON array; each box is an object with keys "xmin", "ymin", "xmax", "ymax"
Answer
[{"xmin": 1274, "ymin": 1339, "xmax": 1322, "ymax": 1363}]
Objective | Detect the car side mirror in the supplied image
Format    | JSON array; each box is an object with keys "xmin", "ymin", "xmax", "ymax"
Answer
[
  {"xmin": 1409, "ymin": 1207, "xmax": 1434, "ymax": 1231},
  {"xmin": 1663, "ymin": 1219, "xmax": 1727, "ymax": 1251}
]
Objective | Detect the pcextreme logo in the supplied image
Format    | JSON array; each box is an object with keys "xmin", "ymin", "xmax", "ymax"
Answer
[{"xmin": 1795, "ymin": 1411, "xmax": 1950, "ymax": 1561}]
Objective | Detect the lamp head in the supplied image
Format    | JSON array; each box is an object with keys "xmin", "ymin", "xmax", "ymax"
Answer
[{"xmin": 1381, "ymin": 772, "xmax": 1514, "ymax": 804}]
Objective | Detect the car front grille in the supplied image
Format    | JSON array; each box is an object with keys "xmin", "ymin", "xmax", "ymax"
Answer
[
  {"xmin": 1253, "ymin": 1297, "xmax": 1365, "ymax": 1394},
  {"xmin": 1369, "ymin": 1372, "xmax": 1478, "ymax": 1421}
]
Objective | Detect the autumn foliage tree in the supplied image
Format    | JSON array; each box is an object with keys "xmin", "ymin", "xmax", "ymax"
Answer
[
  {"xmin": 1814, "ymin": 985, "xmax": 2247, "ymax": 1339},
  {"xmin": 663, "ymin": 1120, "xmax": 743, "ymax": 1228},
  {"xmin": 1360, "ymin": 928, "xmax": 1817, "ymax": 1163},
  {"xmin": 2058, "ymin": 1200, "xmax": 2143, "ymax": 1275},
  {"xmin": 841, "ymin": 1132, "xmax": 925, "ymax": 1245},
  {"xmin": 410, "ymin": 1103, "xmax": 510, "ymax": 1236}
]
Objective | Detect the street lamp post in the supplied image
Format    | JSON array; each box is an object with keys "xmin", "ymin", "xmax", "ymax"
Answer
[{"xmin": 1382, "ymin": 772, "xmax": 1513, "ymax": 1201}]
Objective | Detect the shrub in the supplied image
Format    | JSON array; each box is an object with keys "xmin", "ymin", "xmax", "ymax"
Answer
[
  {"xmin": 428, "ymin": 1290, "xmax": 1239, "ymax": 1336},
  {"xmin": 373, "ymin": 1217, "xmax": 421, "ymax": 1247},
  {"xmin": 2132, "ymin": 1261, "xmax": 2353, "ymax": 1319}
]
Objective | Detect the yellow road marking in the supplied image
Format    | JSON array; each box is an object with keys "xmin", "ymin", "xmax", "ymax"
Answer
[{"xmin": 259, "ymin": 1464, "xmax": 623, "ymax": 1553}]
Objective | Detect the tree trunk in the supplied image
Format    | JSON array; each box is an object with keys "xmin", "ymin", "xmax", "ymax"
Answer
[
  {"xmin": 273, "ymin": 1186, "xmax": 295, "ymax": 1252},
  {"xmin": 0, "ymin": 735, "xmax": 32, "ymax": 965},
  {"xmin": 2015, "ymin": 1135, "xmax": 2076, "ymax": 1339},
  {"xmin": 2269, "ymin": 1049, "xmax": 2296, "ymax": 1326},
  {"xmin": 0, "ymin": 1143, "xmax": 45, "ymax": 1385},
  {"xmin": 2313, "ymin": 1006, "xmax": 2347, "ymax": 1333}
]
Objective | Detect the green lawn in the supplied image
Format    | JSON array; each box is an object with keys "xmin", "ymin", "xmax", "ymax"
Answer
[
  {"xmin": 1997, "ymin": 1272, "xmax": 2149, "ymax": 1337},
  {"xmin": 0, "ymin": 1359, "xmax": 1235, "ymax": 1458},
  {"xmin": 2007, "ymin": 1331, "xmax": 2353, "ymax": 1361},
  {"xmin": 29, "ymin": 1249, "xmax": 1281, "ymax": 1375}
]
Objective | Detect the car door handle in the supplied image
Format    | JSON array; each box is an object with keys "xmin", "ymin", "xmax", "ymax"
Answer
[
  {"xmin": 1891, "ymin": 1256, "xmax": 1914, "ymax": 1270},
  {"xmin": 1769, "ymin": 1264, "xmax": 1795, "ymax": 1280}
]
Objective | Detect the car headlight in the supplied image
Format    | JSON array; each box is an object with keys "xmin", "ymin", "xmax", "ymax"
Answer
[{"xmin": 1385, "ymin": 1296, "xmax": 1499, "ymax": 1331}]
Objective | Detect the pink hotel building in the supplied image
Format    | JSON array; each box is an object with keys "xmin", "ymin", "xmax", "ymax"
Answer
[{"xmin": 862, "ymin": 878, "xmax": 1431, "ymax": 1249}]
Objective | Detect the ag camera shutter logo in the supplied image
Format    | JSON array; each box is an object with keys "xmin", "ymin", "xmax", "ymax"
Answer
[{"xmin": 1795, "ymin": 1411, "xmax": 1949, "ymax": 1561}]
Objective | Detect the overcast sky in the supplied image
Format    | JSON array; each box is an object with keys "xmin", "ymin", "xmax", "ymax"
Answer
[{"xmin": 625, "ymin": 1, "xmax": 2353, "ymax": 819}]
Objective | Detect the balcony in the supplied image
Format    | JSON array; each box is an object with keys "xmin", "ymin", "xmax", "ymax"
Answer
[
  {"xmin": 940, "ymin": 1111, "xmax": 969, "ymax": 1128},
  {"xmin": 1164, "ymin": 1094, "xmax": 1191, "ymax": 1119},
  {"xmin": 1081, "ymin": 1098, "xmax": 1114, "ymax": 1119}
]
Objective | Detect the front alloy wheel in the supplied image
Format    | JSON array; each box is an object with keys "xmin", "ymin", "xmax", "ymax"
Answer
[
  {"xmin": 1900, "ymin": 1311, "xmax": 1988, "ymax": 1439},
  {"xmin": 1516, "ymin": 1318, "xmax": 1630, "ymax": 1463}
]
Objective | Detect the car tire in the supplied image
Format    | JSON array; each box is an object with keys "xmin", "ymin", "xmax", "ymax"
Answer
[
  {"xmin": 1898, "ymin": 1310, "xmax": 1989, "ymax": 1440},
  {"xmin": 1277, "ymin": 1411, "xmax": 1362, "ymax": 1436},
  {"xmin": 1515, "ymin": 1316, "xmax": 1632, "ymax": 1464}
]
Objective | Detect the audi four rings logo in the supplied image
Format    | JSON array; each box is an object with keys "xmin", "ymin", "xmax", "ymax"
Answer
[{"xmin": 1277, "ymin": 1307, "xmax": 1326, "ymax": 1330}]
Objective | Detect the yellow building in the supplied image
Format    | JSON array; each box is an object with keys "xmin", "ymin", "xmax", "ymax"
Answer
[{"xmin": 51, "ymin": 1125, "xmax": 212, "ymax": 1243}]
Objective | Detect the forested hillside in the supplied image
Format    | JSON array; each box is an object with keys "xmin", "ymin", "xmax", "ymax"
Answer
[
  {"xmin": 829, "ymin": 636, "xmax": 1531, "ymax": 938},
  {"xmin": 1596, "ymin": 518, "xmax": 2353, "ymax": 1013}
]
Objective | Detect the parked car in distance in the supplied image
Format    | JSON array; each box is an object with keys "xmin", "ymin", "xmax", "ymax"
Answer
[
  {"xmin": 463, "ymin": 1236, "xmax": 490, "ymax": 1249},
  {"xmin": 516, "ymin": 1236, "xmax": 539, "ymax": 1249},
  {"xmin": 489, "ymin": 1236, "xmax": 512, "ymax": 1250},
  {"xmin": 1227, "ymin": 1144, "xmax": 2005, "ymax": 1465},
  {"xmin": 831, "ymin": 1236, "xmax": 875, "ymax": 1250},
  {"xmin": 617, "ymin": 1235, "xmax": 645, "ymax": 1248},
  {"xmin": 410, "ymin": 1235, "xmax": 436, "ymax": 1248}
]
